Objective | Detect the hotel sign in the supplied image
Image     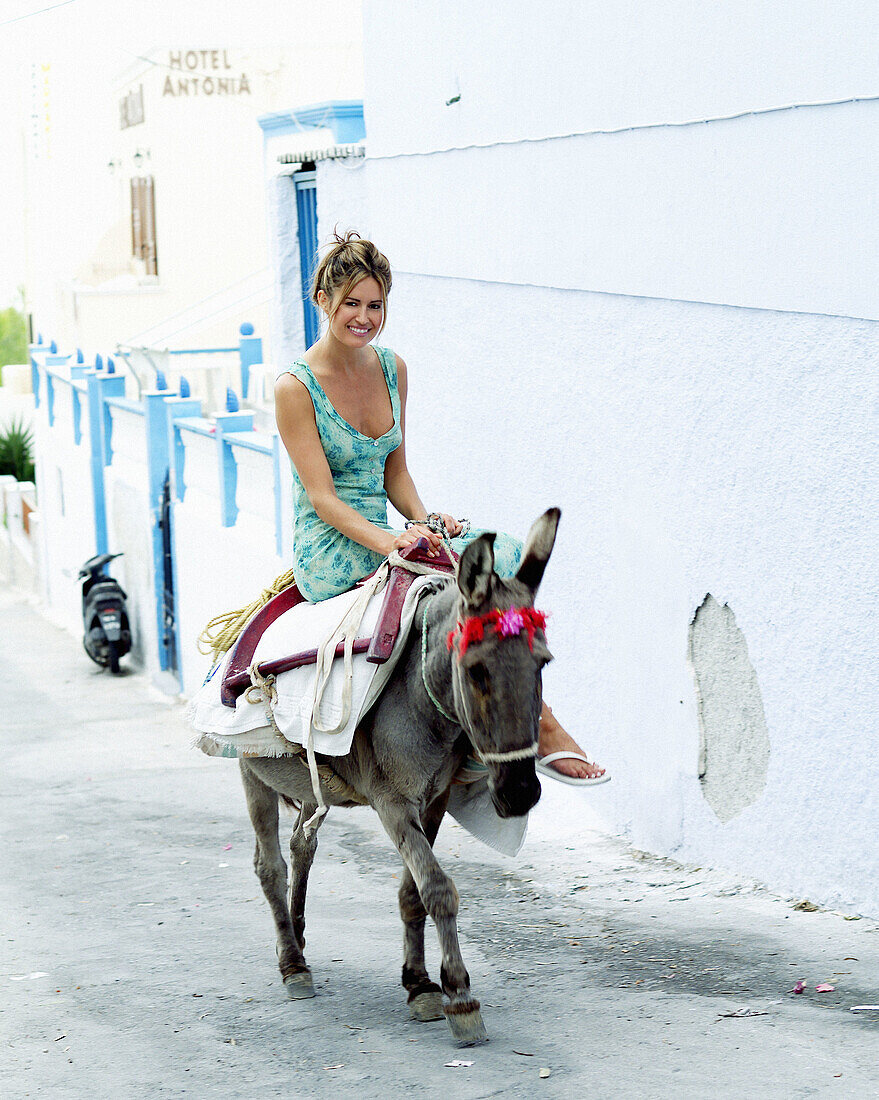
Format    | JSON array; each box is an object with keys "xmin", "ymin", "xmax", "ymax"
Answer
[{"xmin": 162, "ymin": 50, "xmax": 251, "ymax": 97}]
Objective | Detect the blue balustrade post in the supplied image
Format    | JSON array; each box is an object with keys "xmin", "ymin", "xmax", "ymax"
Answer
[
  {"xmin": 44, "ymin": 353, "xmax": 69, "ymax": 426},
  {"xmin": 72, "ymin": 386, "xmax": 83, "ymax": 445},
  {"xmin": 215, "ymin": 409, "xmax": 254, "ymax": 527},
  {"xmin": 29, "ymin": 338, "xmax": 44, "ymax": 407},
  {"xmin": 70, "ymin": 360, "xmax": 88, "ymax": 447},
  {"xmin": 238, "ymin": 322, "xmax": 263, "ymax": 402},
  {"xmin": 85, "ymin": 371, "xmax": 124, "ymax": 555},
  {"xmin": 144, "ymin": 390, "xmax": 176, "ymax": 672},
  {"xmin": 164, "ymin": 396, "xmax": 203, "ymax": 503}
]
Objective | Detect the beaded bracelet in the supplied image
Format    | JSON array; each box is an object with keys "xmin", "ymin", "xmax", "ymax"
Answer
[{"xmin": 404, "ymin": 515, "xmax": 471, "ymax": 538}]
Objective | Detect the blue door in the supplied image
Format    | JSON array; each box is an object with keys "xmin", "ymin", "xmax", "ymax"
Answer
[{"xmin": 295, "ymin": 170, "xmax": 320, "ymax": 349}]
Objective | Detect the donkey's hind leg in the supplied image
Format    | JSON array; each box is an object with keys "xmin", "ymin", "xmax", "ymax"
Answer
[
  {"xmin": 239, "ymin": 762, "xmax": 313, "ymax": 999},
  {"xmin": 400, "ymin": 792, "xmax": 448, "ymax": 1022},
  {"xmin": 288, "ymin": 802, "xmax": 321, "ymax": 958}
]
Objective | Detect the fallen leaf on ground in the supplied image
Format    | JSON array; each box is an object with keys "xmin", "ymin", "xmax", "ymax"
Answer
[
  {"xmin": 815, "ymin": 984, "xmax": 835, "ymax": 992},
  {"xmin": 716, "ymin": 1008, "xmax": 769, "ymax": 1020},
  {"xmin": 792, "ymin": 900, "xmax": 819, "ymax": 912},
  {"xmin": 222, "ymin": 844, "xmax": 232, "ymax": 850},
  {"xmin": 513, "ymin": 1050, "xmax": 534, "ymax": 1057},
  {"xmin": 788, "ymin": 980, "xmax": 806, "ymax": 994},
  {"xmin": 445, "ymin": 1060, "xmax": 474, "ymax": 1068},
  {"xmin": 843, "ymin": 957, "xmax": 858, "ymax": 961},
  {"xmin": 843, "ymin": 915, "xmax": 861, "ymax": 921}
]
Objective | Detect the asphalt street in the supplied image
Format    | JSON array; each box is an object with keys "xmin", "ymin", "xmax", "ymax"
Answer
[{"xmin": 2, "ymin": 586, "xmax": 877, "ymax": 1099}]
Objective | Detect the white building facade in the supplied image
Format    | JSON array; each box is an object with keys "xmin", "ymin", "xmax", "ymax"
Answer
[
  {"xmin": 22, "ymin": 3, "xmax": 364, "ymax": 360},
  {"xmin": 265, "ymin": 1, "xmax": 878, "ymax": 913}
]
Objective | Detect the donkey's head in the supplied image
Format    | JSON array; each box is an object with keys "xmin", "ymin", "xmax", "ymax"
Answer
[{"xmin": 450, "ymin": 508, "xmax": 560, "ymax": 818}]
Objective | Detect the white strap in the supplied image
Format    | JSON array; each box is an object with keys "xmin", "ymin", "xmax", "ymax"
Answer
[
  {"xmin": 536, "ymin": 750, "xmax": 593, "ymax": 766},
  {"xmin": 301, "ymin": 563, "xmax": 390, "ymax": 833}
]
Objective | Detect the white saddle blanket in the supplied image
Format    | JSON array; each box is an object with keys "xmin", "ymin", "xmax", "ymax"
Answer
[
  {"xmin": 190, "ymin": 574, "xmax": 440, "ymax": 759},
  {"xmin": 189, "ymin": 572, "xmax": 528, "ymax": 857}
]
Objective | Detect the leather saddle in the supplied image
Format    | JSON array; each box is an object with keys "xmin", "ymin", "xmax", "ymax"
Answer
[{"xmin": 220, "ymin": 539, "xmax": 456, "ymax": 708}]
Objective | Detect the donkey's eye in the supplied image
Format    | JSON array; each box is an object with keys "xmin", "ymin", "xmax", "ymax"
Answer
[{"xmin": 466, "ymin": 662, "xmax": 489, "ymax": 690}]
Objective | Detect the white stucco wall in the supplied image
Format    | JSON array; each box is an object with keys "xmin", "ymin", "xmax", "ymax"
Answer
[
  {"xmin": 343, "ymin": 1, "xmax": 879, "ymax": 914},
  {"xmin": 364, "ymin": 1, "xmax": 879, "ymax": 321},
  {"xmin": 32, "ymin": 380, "xmax": 97, "ymax": 634},
  {"xmin": 172, "ymin": 434, "xmax": 285, "ymax": 696},
  {"xmin": 365, "ymin": 1, "xmax": 879, "ymax": 154},
  {"xmin": 378, "ymin": 274, "xmax": 878, "ymax": 915},
  {"xmin": 102, "ymin": 405, "xmax": 158, "ymax": 674}
]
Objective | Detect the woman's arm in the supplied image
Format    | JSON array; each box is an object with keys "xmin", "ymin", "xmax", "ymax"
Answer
[
  {"xmin": 384, "ymin": 357, "xmax": 463, "ymax": 538},
  {"xmin": 275, "ymin": 373, "xmax": 397, "ymax": 556}
]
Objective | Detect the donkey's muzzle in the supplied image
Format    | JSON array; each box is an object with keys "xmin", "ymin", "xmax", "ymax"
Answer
[{"xmin": 489, "ymin": 761, "xmax": 541, "ymax": 818}]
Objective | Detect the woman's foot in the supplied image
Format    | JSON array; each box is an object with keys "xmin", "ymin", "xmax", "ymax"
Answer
[{"xmin": 538, "ymin": 704, "xmax": 606, "ymax": 780}]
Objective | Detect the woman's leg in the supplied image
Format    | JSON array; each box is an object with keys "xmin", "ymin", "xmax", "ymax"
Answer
[{"xmin": 538, "ymin": 702, "xmax": 606, "ymax": 779}]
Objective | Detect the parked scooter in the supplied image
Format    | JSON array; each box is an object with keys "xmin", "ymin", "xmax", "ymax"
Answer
[{"xmin": 78, "ymin": 552, "xmax": 131, "ymax": 673}]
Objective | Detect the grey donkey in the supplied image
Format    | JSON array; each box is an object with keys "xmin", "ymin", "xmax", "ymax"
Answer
[{"xmin": 239, "ymin": 507, "xmax": 560, "ymax": 1046}]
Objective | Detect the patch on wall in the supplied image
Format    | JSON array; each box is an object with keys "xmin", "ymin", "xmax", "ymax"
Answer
[{"xmin": 688, "ymin": 594, "xmax": 770, "ymax": 823}]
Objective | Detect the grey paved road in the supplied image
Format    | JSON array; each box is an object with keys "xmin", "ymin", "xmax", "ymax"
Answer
[{"xmin": 2, "ymin": 588, "xmax": 877, "ymax": 1099}]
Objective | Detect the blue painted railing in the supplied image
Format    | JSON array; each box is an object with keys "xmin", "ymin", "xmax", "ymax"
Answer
[{"xmin": 32, "ymin": 323, "xmax": 284, "ymax": 683}]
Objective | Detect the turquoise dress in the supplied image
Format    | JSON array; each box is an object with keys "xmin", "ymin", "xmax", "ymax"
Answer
[{"xmin": 281, "ymin": 346, "xmax": 523, "ymax": 602}]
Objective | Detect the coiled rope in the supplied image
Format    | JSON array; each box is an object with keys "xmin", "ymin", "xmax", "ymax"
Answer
[{"xmin": 197, "ymin": 567, "xmax": 298, "ymax": 663}]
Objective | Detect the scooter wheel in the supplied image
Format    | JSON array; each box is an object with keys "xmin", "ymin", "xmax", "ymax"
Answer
[{"xmin": 108, "ymin": 641, "xmax": 120, "ymax": 674}]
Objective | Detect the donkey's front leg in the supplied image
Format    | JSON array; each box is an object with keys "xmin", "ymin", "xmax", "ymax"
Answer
[
  {"xmin": 377, "ymin": 799, "xmax": 487, "ymax": 1046},
  {"xmin": 399, "ymin": 791, "xmax": 449, "ymax": 1023},
  {"xmin": 239, "ymin": 762, "xmax": 313, "ymax": 1000}
]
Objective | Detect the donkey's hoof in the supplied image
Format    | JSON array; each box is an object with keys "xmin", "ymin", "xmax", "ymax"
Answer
[
  {"xmin": 409, "ymin": 990, "xmax": 444, "ymax": 1022},
  {"xmin": 283, "ymin": 970, "xmax": 315, "ymax": 1000},
  {"xmin": 444, "ymin": 1005, "xmax": 488, "ymax": 1046}
]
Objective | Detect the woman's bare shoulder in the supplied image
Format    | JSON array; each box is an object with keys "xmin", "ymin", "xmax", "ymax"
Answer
[{"xmin": 274, "ymin": 371, "xmax": 315, "ymax": 417}]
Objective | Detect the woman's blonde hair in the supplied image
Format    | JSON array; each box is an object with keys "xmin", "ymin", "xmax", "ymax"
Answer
[{"xmin": 311, "ymin": 230, "xmax": 392, "ymax": 336}]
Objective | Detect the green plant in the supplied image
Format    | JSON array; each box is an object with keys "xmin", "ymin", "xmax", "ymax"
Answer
[
  {"xmin": 0, "ymin": 417, "xmax": 35, "ymax": 483},
  {"xmin": 0, "ymin": 303, "xmax": 29, "ymax": 387}
]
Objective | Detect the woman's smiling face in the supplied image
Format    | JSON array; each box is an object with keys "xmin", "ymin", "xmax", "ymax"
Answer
[{"xmin": 321, "ymin": 276, "xmax": 384, "ymax": 347}]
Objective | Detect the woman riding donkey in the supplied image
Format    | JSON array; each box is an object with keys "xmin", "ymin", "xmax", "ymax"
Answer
[{"xmin": 273, "ymin": 231, "xmax": 608, "ymax": 788}]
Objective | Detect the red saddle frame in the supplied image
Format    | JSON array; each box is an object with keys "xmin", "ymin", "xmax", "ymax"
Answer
[{"xmin": 220, "ymin": 539, "xmax": 456, "ymax": 708}]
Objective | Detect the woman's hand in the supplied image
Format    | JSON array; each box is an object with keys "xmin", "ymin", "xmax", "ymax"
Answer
[
  {"xmin": 436, "ymin": 513, "xmax": 463, "ymax": 538},
  {"xmin": 388, "ymin": 524, "xmax": 444, "ymax": 557}
]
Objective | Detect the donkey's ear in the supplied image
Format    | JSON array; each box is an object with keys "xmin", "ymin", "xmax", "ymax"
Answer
[
  {"xmin": 516, "ymin": 508, "xmax": 561, "ymax": 595},
  {"xmin": 457, "ymin": 532, "xmax": 496, "ymax": 608}
]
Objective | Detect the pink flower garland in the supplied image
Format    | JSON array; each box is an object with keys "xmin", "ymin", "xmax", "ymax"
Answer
[{"xmin": 447, "ymin": 607, "xmax": 548, "ymax": 658}]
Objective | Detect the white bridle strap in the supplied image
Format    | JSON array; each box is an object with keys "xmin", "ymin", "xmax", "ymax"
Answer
[{"xmin": 476, "ymin": 742, "xmax": 539, "ymax": 764}]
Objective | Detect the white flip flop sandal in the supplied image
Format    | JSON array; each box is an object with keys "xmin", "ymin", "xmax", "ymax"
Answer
[{"xmin": 535, "ymin": 750, "xmax": 611, "ymax": 787}]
